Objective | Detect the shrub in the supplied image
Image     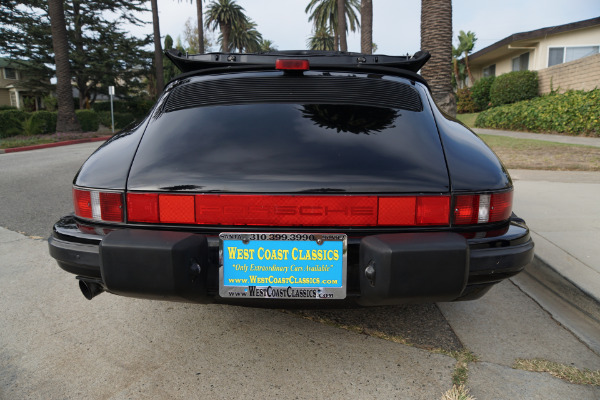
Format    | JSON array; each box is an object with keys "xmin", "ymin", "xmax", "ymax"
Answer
[
  {"xmin": 475, "ymin": 89, "xmax": 600, "ymax": 136},
  {"xmin": 30, "ymin": 111, "xmax": 57, "ymax": 134},
  {"xmin": 93, "ymin": 98, "xmax": 154, "ymax": 119},
  {"xmin": 97, "ymin": 111, "xmax": 136, "ymax": 130},
  {"xmin": 20, "ymin": 115, "xmax": 45, "ymax": 136},
  {"xmin": 490, "ymin": 70, "xmax": 538, "ymax": 106},
  {"xmin": 75, "ymin": 109, "xmax": 99, "ymax": 132},
  {"xmin": 456, "ymin": 88, "xmax": 477, "ymax": 114},
  {"xmin": 0, "ymin": 109, "xmax": 27, "ymax": 138},
  {"xmin": 0, "ymin": 105, "xmax": 17, "ymax": 111},
  {"xmin": 471, "ymin": 76, "xmax": 495, "ymax": 111},
  {"xmin": 43, "ymin": 95, "xmax": 58, "ymax": 111}
]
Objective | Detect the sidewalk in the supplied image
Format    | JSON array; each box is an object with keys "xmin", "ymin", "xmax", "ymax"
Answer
[{"xmin": 473, "ymin": 127, "xmax": 600, "ymax": 148}]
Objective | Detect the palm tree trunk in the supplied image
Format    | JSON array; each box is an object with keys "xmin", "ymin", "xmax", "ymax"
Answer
[
  {"xmin": 453, "ymin": 58, "xmax": 460, "ymax": 89},
  {"xmin": 337, "ymin": 0, "xmax": 347, "ymax": 52},
  {"xmin": 464, "ymin": 54, "xmax": 474, "ymax": 85},
  {"xmin": 196, "ymin": 0, "xmax": 204, "ymax": 53},
  {"xmin": 220, "ymin": 23, "xmax": 230, "ymax": 52},
  {"xmin": 420, "ymin": 0, "xmax": 456, "ymax": 116},
  {"xmin": 150, "ymin": 0, "xmax": 164, "ymax": 96},
  {"xmin": 360, "ymin": 0, "xmax": 372, "ymax": 54},
  {"xmin": 47, "ymin": 0, "xmax": 80, "ymax": 132}
]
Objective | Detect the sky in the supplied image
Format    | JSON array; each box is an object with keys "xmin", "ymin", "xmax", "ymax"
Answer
[{"xmin": 128, "ymin": 0, "xmax": 600, "ymax": 55}]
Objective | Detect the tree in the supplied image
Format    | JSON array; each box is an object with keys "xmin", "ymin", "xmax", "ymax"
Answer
[
  {"xmin": 452, "ymin": 44, "xmax": 465, "ymax": 89},
  {"xmin": 150, "ymin": 0, "xmax": 164, "ymax": 96},
  {"xmin": 305, "ymin": 0, "xmax": 360, "ymax": 51},
  {"xmin": 177, "ymin": 0, "xmax": 205, "ymax": 53},
  {"xmin": 47, "ymin": 0, "xmax": 80, "ymax": 132},
  {"xmin": 307, "ymin": 27, "xmax": 335, "ymax": 51},
  {"xmin": 205, "ymin": 0, "xmax": 248, "ymax": 52},
  {"xmin": 259, "ymin": 39, "xmax": 277, "ymax": 52},
  {"xmin": 337, "ymin": 0, "xmax": 347, "ymax": 52},
  {"xmin": 182, "ymin": 17, "xmax": 214, "ymax": 52},
  {"xmin": 420, "ymin": 0, "xmax": 456, "ymax": 116},
  {"xmin": 360, "ymin": 0, "xmax": 372, "ymax": 54},
  {"xmin": 0, "ymin": 0, "xmax": 152, "ymax": 106},
  {"xmin": 457, "ymin": 30, "xmax": 477, "ymax": 85},
  {"xmin": 227, "ymin": 20, "xmax": 262, "ymax": 52},
  {"xmin": 196, "ymin": 0, "xmax": 205, "ymax": 53}
]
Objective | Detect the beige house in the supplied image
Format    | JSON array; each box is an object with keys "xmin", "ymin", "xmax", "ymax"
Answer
[
  {"xmin": 0, "ymin": 58, "xmax": 47, "ymax": 110},
  {"xmin": 469, "ymin": 17, "xmax": 600, "ymax": 93}
]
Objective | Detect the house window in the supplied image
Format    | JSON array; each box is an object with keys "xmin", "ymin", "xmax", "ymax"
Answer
[
  {"xmin": 483, "ymin": 64, "xmax": 496, "ymax": 77},
  {"xmin": 548, "ymin": 45, "xmax": 599, "ymax": 67},
  {"xmin": 512, "ymin": 53, "xmax": 529, "ymax": 71},
  {"xmin": 4, "ymin": 68, "xmax": 17, "ymax": 80}
]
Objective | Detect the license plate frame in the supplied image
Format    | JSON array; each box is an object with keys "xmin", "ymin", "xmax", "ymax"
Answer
[{"xmin": 219, "ymin": 233, "xmax": 347, "ymax": 300}]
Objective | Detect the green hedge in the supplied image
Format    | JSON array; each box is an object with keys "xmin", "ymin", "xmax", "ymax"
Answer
[
  {"xmin": 456, "ymin": 88, "xmax": 477, "ymax": 114},
  {"xmin": 471, "ymin": 76, "xmax": 495, "ymax": 111},
  {"xmin": 0, "ymin": 110, "xmax": 28, "ymax": 138},
  {"xmin": 97, "ymin": 111, "xmax": 136, "ymax": 129},
  {"xmin": 475, "ymin": 89, "xmax": 600, "ymax": 136},
  {"xmin": 490, "ymin": 70, "xmax": 538, "ymax": 106},
  {"xmin": 75, "ymin": 109, "xmax": 99, "ymax": 132},
  {"xmin": 92, "ymin": 98, "xmax": 154, "ymax": 119},
  {"xmin": 30, "ymin": 111, "xmax": 57, "ymax": 134}
]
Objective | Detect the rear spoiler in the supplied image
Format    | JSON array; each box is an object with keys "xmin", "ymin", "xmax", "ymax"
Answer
[{"xmin": 165, "ymin": 49, "xmax": 431, "ymax": 74}]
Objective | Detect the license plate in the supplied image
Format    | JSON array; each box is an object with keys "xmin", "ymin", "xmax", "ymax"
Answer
[{"xmin": 219, "ymin": 233, "xmax": 347, "ymax": 299}]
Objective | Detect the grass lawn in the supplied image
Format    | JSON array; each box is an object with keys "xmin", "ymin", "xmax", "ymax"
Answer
[
  {"xmin": 0, "ymin": 130, "xmax": 112, "ymax": 149},
  {"xmin": 479, "ymin": 134, "xmax": 600, "ymax": 171},
  {"xmin": 455, "ymin": 113, "xmax": 479, "ymax": 128}
]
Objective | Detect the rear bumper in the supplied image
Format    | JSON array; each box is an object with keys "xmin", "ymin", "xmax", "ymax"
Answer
[{"xmin": 49, "ymin": 215, "xmax": 534, "ymax": 305}]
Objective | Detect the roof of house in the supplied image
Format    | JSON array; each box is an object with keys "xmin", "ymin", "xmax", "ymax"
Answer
[
  {"xmin": 470, "ymin": 16, "xmax": 600, "ymax": 61},
  {"xmin": 0, "ymin": 57, "xmax": 15, "ymax": 68}
]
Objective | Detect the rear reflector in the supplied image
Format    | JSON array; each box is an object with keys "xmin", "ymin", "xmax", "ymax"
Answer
[
  {"xmin": 126, "ymin": 193, "xmax": 453, "ymax": 227},
  {"xmin": 73, "ymin": 188, "xmax": 123, "ymax": 223},
  {"xmin": 126, "ymin": 193, "xmax": 159, "ymax": 223},
  {"xmin": 453, "ymin": 190, "xmax": 513, "ymax": 225},
  {"xmin": 275, "ymin": 59, "xmax": 309, "ymax": 71}
]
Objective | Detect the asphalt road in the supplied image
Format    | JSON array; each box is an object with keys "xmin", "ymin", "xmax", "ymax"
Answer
[{"xmin": 1, "ymin": 143, "xmax": 599, "ymax": 399}]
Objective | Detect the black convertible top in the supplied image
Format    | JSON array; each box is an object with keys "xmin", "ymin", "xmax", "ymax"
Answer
[{"xmin": 165, "ymin": 49, "xmax": 430, "ymax": 74}]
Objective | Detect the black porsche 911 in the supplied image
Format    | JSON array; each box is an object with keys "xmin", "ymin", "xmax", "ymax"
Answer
[{"xmin": 48, "ymin": 50, "xmax": 534, "ymax": 306}]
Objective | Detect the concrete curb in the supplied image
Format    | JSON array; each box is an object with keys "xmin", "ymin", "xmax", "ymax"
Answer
[
  {"xmin": 0, "ymin": 136, "xmax": 111, "ymax": 154},
  {"xmin": 512, "ymin": 255, "xmax": 600, "ymax": 355}
]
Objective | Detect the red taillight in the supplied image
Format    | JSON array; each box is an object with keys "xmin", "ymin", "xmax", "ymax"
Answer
[
  {"xmin": 126, "ymin": 193, "xmax": 452, "ymax": 226},
  {"xmin": 453, "ymin": 190, "xmax": 513, "ymax": 225},
  {"xmin": 126, "ymin": 193, "xmax": 159, "ymax": 223},
  {"xmin": 378, "ymin": 197, "xmax": 416, "ymax": 225},
  {"xmin": 417, "ymin": 196, "xmax": 450, "ymax": 225},
  {"xmin": 99, "ymin": 192, "xmax": 124, "ymax": 222},
  {"xmin": 489, "ymin": 191, "xmax": 513, "ymax": 222},
  {"xmin": 73, "ymin": 188, "xmax": 123, "ymax": 223},
  {"xmin": 195, "ymin": 195, "xmax": 377, "ymax": 226},
  {"xmin": 275, "ymin": 59, "xmax": 309, "ymax": 71},
  {"xmin": 73, "ymin": 188, "xmax": 92, "ymax": 219},
  {"xmin": 159, "ymin": 195, "xmax": 195, "ymax": 224}
]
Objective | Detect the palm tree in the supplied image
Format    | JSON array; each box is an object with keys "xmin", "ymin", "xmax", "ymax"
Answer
[
  {"xmin": 307, "ymin": 27, "xmax": 335, "ymax": 51},
  {"xmin": 420, "ymin": 0, "xmax": 455, "ymax": 116},
  {"xmin": 150, "ymin": 0, "xmax": 164, "ymax": 96},
  {"xmin": 337, "ymin": 0, "xmax": 347, "ymax": 51},
  {"xmin": 196, "ymin": 0, "xmax": 204, "ymax": 53},
  {"xmin": 305, "ymin": 0, "xmax": 360, "ymax": 51},
  {"xmin": 259, "ymin": 39, "xmax": 277, "ymax": 52},
  {"xmin": 47, "ymin": 0, "xmax": 80, "ymax": 132},
  {"xmin": 205, "ymin": 0, "xmax": 248, "ymax": 52},
  {"xmin": 360, "ymin": 0, "xmax": 372, "ymax": 54},
  {"xmin": 457, "ymin": 30, "xmax": 477, "ymax": 85},
  {"xmin": 227, "ymin": 20, "xmax": 262, "ymax": 52},
  {"xmin": 452, "ymin": 44, "xmax": 464, "ymax": 89}
]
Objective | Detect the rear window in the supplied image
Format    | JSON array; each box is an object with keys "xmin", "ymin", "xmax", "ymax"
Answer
[{"xmin": 164, "ymin": 73, "xmax": 423, "ymax": 113}]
